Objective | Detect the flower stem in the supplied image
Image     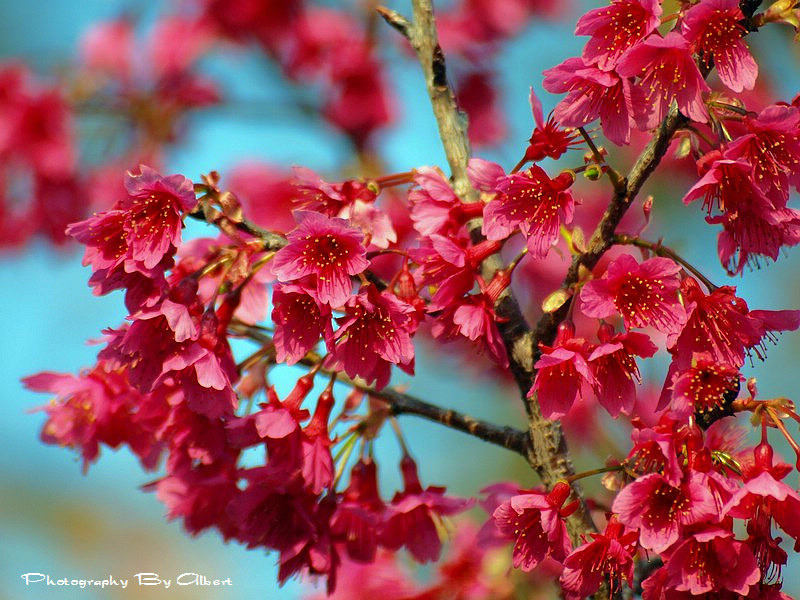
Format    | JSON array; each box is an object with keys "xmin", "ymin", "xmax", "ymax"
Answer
[{"xmin": 566, "ymin": 464, "xmax": 624, "ymax": 484}]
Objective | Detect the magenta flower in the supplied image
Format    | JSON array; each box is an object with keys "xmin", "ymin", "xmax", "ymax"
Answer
[
  {"xmin": 410, "ymin": 234, "xmax": 501, "ymax": 311},
  {"xmin": 330, "ymin": 458, "xmax": 386, "ymax": 563},
  {"xmin": 683, "ymin": 158, "xmax": 776, "ymax": 216},
  {"xmin": 432, "ymin": 289, "xmax": 509, "ymax": 368},
  {"xmin": 559, "ymin": 517, "xmax": 638, "ymax": 599},
  {"xmin": 617, "ymin": 32, "xmax": 710, "ymax": 129},
  {"xmin": 663, "ymin": 528, "xmax": 760, "ymax": 596},
  {"xmin": 481, "ymin": 164, "xmax": 575, "ymax": 258},
  {"xmin": 67, "ymin": 208, "xmax": 168, "ymax": 311},
  {"xmin": 381, "ymin": 456, "xmax": 473, "ymax": 563},
  {"xmin": 492, "ymin": 482, "xmax": 576, "ymax": 571},
  {"xmin": 543, "ymin": 57, "xmax": 636, "ymax": 145},
  {"xmin": 711, "ymin": 200, "xmax": 800, "ymax": 275},
  {"xmin": 331, "ymin": 285, "xmax": 415, "ymax": 390},
  {"xmin": 153, "ymin": 459, "xmax": 239, "ymax": 537},
  {"xmin": 589, "ymin": 324, "xmax": 657, "ymax": 417},
  {"xmin": 670, "ymin": 278, "xmax": 800, "ymax": 370},
  {"xmin": 575, "ymin": 0, "xmax": 662, "ymax": 70},
  {"xmin": 66, "ymin": 166, "xmax": 194, "ymax": 310},
  {"xmin": 271, "ymin": 210, "xmax": 369, "ymax": 307},
  {"xmin": 408, "ymin": 166, "xmax": 483, "ymax": 237},
  {"xmin": 669, "ymin": 353, "xmax": 741, "ymax": 418},
  {"xmin": 24, "ymin": 362, "xmax": 160, "ymax": 471},
  {"xmin": 523, "ymin": 87, "xmax": 582, "ymax": 162},
  {"xmin": 580, "ymin": 253, "xmax": 687, "ymax": 335},
  {"xmin": 682, "ymin": 0, "xmax": 757, "ymax": 93},
  {"xmin": 271, "ymin": 283, "xmax": 333, "ymax": 366},
  {"xmin": 612, "ymin": 470, "xmax": 718, "ymax": 553},
  {"xmin": 724, "ymin": 471, "xmax": 800, "ymax": 548},
  {"xmin": 120, "ymin": 165, "xmax": 197, "ymax": 269},
  {"xmin": 529, "ymin": 322, "xmax": 597, "ymax": 420},
  {"xmin": 627, "ymin": 416, "xmax": 684, "ymax": 486},
  {"xmin": 228, "ymin": 466, "xmax": 318, "ymax": 552},
  {"xmin": 729, "ymin": 104, "xmax": 800, "ymax": 199},
  {"xmin": 292, "ymin": 166, "xmax": 377, "ymax": 217}
]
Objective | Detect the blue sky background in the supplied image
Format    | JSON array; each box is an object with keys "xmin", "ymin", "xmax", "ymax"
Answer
[{"xmin": 2, "ymin": 1, "xmax": 800, "ymax": 599}]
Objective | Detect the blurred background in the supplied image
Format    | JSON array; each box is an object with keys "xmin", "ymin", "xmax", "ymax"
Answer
[{"xmin": 2, "ymin": 1, "xmax": 800, "ymax": 599}]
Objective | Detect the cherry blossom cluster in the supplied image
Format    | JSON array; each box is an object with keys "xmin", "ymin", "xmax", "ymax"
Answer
[
  {"xmin": 0, "ymin": 1, "xmax": 556, "ymax": 250},
  {"xmin": 20, "ymin": 0, "xmax": 800, "ymax": 598}
]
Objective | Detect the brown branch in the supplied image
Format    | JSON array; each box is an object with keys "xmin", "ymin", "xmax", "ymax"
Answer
[
  {"xmin": 378, "ymin": 1, "xmax": 477, "ymax": 204},
  {"xmin": 378, "ymin": 1, "xmax": 604, "ymax": 562},
  {"xmin": 229, "ymin": 322, "xmax": 531, "ymax": 456},
  {"xmin": 378, "ymin": 387, "xmax": 530, "ymax": 456}
]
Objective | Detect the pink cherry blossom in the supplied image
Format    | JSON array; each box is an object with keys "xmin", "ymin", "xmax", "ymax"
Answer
[
  {"xmin": 612, "ymin": 470, "xmax": 718, "ymax": 553},
  {"xmin": 522, "ymin": 87, "xmax": 582, "ymax": 162},
  {"xmin": 543, "ymin": 57, "xmax": 636, "ymax": 145},
  {"xmin": 492, "ymin": 482, "xmax": 576, "ymax": 571},
  {"xmin": 589, "ymin": 324, "xmax": 657, "ymax": 416},
  {"xmin": 663, "ymin": 528, "xmax": 760, "ymax": 596},
  {"xmin": 617, "ymin": 32, "xmax": 710, "ymax": 129},
  {"xmin": 271, "ymin": 210, "xmax": 369, "ymax": 307},
  {"xmin": 381, "ymin": 456, "xmax": 473, "ymax": 563},
  {"xmin": 481, "ymin": 163, "xmax": 575, "ymax": 258},
  {"xmin": 271, "ymin": 283, "xmax": 333, "ymax": 366},
  {"xmin": 580, "ymin": 253, "xmax": 687, "ymax": 335},
  {"xmin": 576, "ymin": 0, "xmax": 662, "ymax": 70},
  {"xmin": 682, "ymin": 0, "xmax": 757, "ymax": 93},
  {"xmin": 530, "ymin": 322, "xmax": 597, "ymax": 420},
  {"xmin": 560, "ymin": 516, "xmax": 639, "ymax": 599},
  {"xmin": 330, "ymin": 285, "xmax": 415, "ymax": 390}
]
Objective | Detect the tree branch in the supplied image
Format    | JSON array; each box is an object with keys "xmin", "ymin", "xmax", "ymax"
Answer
[
  {"xmin": 378, "ymin": 0, "xmax": 604, "ymax": 559},
  {"xmin": 378, "ymin": 387, "xmax": 530, "ymax": 456},
  {"xmin": 229, "ymin": 322, "xmax": 530, "ymax": 456}
]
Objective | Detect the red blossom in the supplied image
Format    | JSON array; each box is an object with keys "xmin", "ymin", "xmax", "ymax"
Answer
[
  {"xmin": 612, "ymin": 470, "xmax": 718, "ymax": 553},
  {"xmin": 492, "ymin": 481, "xmax": 576, "ymax": 571},
  {"xmin": 24, "ymin": 363, "xmax": 161, "ymax": 471},
  {"xmin": 682, "ymin": 0, "xmax": 757, "ymax": 93},
  {"xmin": 560, "ymin": 516, "xmax": 639, "ymax": 599},
  {"xmin": 523, "ymin": 87, "xmax": 582, "ymax": 161},
  {"xmin": 478, "ymin": 161, "xmax": 576, "ymax": 258},
  {"xmin": 669, "ymin": 353, "xmax": 741, "ymax": 419},
  {"xmin": 330, "ymin": 285, "xmax": 415, "ymax": 390},
  {"xmin": 381, "ymin": 456, "xmax": 473, "ymax": 563},
  {"xmin": 271, "ymin": 210, "xmax": 369, "ymax": 308},
  {"xmin": 410, "ymin": 234, "xmax": 501, "ymax": 311},
  {"xmin": 589, "ymin": 324, "xmax": 657, "ymax": 417},
  {"xmin": 330, "ymin": 458, "xmax": 386, "ymax": 563},
  {"xmin": 617, "ymin": 32, "xmax": 710, "ymax": 129},
  {"xmin": 543, "ymin": 57, "xmax": 637, "ymax": 145},
  {"xmin": 669, "ymin": 278, "xmax": 800, "ymax": 371},
  {"xmin": 271, "ymin": 283, "xmax": 333, "ymax": 366},
  {"xmin": 731, "ymin": 105, "xmax": 800, "ymax": 198},
  {"xmin": 530, "ymin": 322, "xmax": 597, "ymax": 419},
  {"xmin": 408, "ymin": 166, "xmax": 483, "ymax": 237},
  {"xmin": 580, "ymin": 253, "xmax": 687, "ymax": 335},
  {"xmin": 662, "ymin": 527, "xmax": 760, "ymax": 596},
  {"xmin": 152, "ymin": 458, "xmax": 240, "ymax": 538},
  {"xmin": 576, "ymin": 0, "xmax": 662, "ymax": 70}
]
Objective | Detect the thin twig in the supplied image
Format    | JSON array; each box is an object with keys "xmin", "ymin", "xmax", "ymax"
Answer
[{"xmin": 228, "ymin": 322, "xmax": 531, "ymax": 456}]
